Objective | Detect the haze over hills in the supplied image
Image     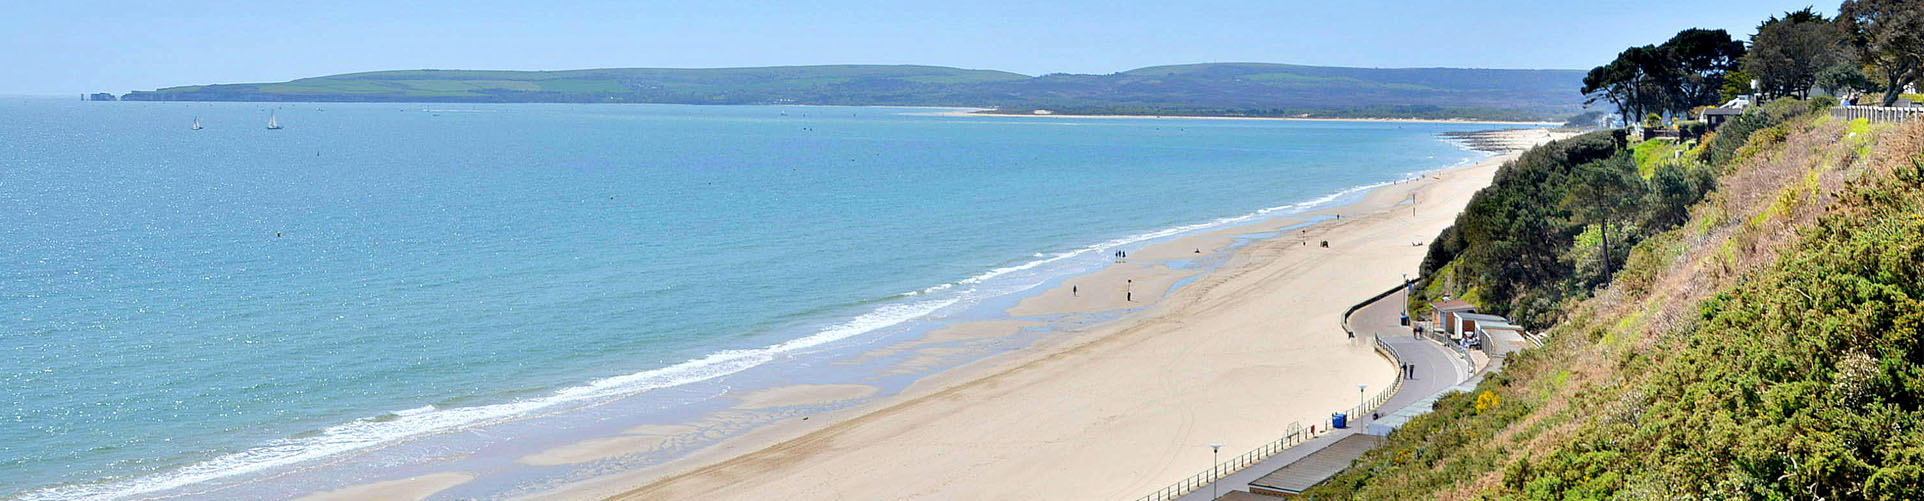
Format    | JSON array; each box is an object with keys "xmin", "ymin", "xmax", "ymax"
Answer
[{"xmin": 119, "ymin": 63, "xmax": 1588, "ymax": 121}]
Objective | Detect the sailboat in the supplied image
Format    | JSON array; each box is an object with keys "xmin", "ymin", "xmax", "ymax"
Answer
[
  {"xmin": 266, "ymin": 111, "xmax": 283, "ymax": 130},
  {"xmin": 191, "ymin": 118, "xmax": 203, "ymax": 130}
]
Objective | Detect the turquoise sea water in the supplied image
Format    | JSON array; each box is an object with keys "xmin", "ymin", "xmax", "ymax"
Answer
[{"xmin": 1, "ymin": 99, "xmax": 1500, "ymax": 498}]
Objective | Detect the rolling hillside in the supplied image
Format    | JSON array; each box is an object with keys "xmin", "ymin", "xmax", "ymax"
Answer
[{"xmin": 120, "ymin": 63, "xmax": 1587, "ymax": 121}]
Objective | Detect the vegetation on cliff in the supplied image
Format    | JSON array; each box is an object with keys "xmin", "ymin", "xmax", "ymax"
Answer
[{"xmin": 1315, "ymin": 102, "xmax": 1924, "ymax": 499}]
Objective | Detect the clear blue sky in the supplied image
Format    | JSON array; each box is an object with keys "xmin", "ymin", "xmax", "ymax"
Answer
[{"xmin": 3, "ymin": 0, "xmax": 1828, "ymax": 95}]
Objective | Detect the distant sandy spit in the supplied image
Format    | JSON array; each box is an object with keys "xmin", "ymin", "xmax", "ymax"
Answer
[
  {"xmin": 915, "ymin": 109, "xmax": 1564, "ymax": 126},
  {"xmin": 500, "ymin": 130, "xmax": 1576, "ymax": 500}
]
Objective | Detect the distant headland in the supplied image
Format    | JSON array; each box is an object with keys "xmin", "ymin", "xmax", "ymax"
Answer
[{"xmin": 116, "ymin": 63, "xmax": 1587, "ymax": 122}]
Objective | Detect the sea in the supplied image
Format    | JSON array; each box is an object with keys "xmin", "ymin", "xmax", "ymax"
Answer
[{"xmin": 0, "ymin": 98, "xmax": 1510, "ymax": 499}]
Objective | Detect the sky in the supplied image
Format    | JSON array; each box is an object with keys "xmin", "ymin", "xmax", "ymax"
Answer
[{"xmin": 2, "ymin": 0, "xmax": 1830, "ymax": 96}]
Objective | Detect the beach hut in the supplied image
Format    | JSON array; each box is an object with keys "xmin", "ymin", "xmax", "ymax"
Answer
[
  {"xmin": 1452, "ymin": 312, "xmax": 1510, "ymax": 348},
  {"xmin": 1429, "ymin": 300, "xmax": 1477, "ymax": 337}
]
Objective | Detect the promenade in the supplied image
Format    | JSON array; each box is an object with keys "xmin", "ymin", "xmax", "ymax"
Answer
[{"xmin": 1175, "ymin": 287, "xmax": 1472, "ymax": 500}]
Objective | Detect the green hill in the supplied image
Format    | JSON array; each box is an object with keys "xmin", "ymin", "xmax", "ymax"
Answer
[
  {"xmin": 1307, "ymin": 102, "xmax": 1924, "ymax": 498},
  {"xmin": 119, "ymin": 63, "xmax": 1586, "ymax": 121}
]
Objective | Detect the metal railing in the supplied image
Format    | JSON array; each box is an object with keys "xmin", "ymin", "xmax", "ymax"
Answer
[
  {"xmin": 1416, "ymin": 325, "xmax": 1477, "ymax": 372},
  {"xmin": 1833, "ymin": 105, "xmax": 1924, "ymax": 123},
  {"xmin": 1132, "ymin": 419, "xmax": 1325, "ymax": 501},
  {"xmin": 1132, "ymin": 282, "xmax": 1411, "ymax": 501}
]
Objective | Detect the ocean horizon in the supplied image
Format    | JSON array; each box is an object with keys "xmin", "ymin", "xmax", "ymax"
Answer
[{"xmin": 2, "ymin": 99, "xmax": 1511, "ymax": 499}]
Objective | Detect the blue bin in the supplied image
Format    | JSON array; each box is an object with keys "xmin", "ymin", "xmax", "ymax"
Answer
[{"xmin": 1333, "ymin": 412, "xmax": 1349, "ymax": 429}]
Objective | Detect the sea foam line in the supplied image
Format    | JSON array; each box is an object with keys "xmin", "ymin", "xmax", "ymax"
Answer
[{"xmin": 21, "ymin": 298, "xmax": 958, "ymax": 501}]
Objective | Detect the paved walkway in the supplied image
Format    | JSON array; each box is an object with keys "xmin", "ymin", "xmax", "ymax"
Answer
[{"xmin": 1174, "ymin": 288, "xmax": 1471, "ymax": 500}]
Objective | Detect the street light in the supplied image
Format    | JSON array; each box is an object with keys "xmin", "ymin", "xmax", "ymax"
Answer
[
  {"xmin": 1210, "ymin": 442, "xmax": 1223, "ymax": 500},
  {"xmin": 1402, "ymin": 273, "xmax": 1412, "ymax": 334},
  {"xmin": 1358, "ymin": 383, "xmax": 1368, "ymax": 415}
]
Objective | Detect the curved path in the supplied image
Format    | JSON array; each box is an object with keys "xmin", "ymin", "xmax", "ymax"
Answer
[{"xmin": 1175, "ymin": 287, "xmax": 1471, "ymax": 500}]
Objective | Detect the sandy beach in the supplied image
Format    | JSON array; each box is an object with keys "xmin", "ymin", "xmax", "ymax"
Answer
[
  {"xmin": 426, "ymin": 128, "xmax": 1562, "ymax": 500},
  {"xmin": 289, "ymin": 129, "xmax": 1569, "ymax": 501}
]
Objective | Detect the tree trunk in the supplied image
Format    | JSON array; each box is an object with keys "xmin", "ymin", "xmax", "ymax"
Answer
[{"xmin": 1884, "ymin": 73, "xmax": 1903, "ymax": 107}]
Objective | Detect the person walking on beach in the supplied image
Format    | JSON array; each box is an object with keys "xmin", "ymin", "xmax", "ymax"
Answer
[
  {"xmin": 1125, "ymin": 279, "xmax": 1133, "ymax": 302},
  {"xmin": 1072, "ymin": 285, "xmax": 1078, "ymax": 297}
]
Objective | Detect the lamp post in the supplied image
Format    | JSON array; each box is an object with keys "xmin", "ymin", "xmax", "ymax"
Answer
[
  {"xmin": 1209, "ymin": 442, "xmax": 1223, "ymax": 500},
  {"xmin": 1403, "ymin": 273, "xmax": 1412, "ymax": 335},
  {"xmin": 1358, "ymin": 383, "xmax": 1368, "ymax": 415}
]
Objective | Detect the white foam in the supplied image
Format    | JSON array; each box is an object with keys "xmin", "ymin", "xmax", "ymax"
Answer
[
  {"xmin": 392, "ymin": 405, "xmax": 436, "ymax": 417},
  {"xmin": 22, "ymin": 297, "xmax": 959, "ymax": 501}
]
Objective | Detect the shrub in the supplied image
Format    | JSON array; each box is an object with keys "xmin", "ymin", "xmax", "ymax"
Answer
[{"xmin": 1677, "ymin": 120, "xmax": 1708, "ymax": 139}]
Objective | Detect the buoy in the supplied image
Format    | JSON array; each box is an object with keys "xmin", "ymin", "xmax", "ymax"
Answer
[{"xmin": 276, "ymin": 232, "xmax": 282, "ymax": 237}]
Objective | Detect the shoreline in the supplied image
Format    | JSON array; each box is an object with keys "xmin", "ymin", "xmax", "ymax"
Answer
[
  {"xmin": 491, "ymin": 129, "xmax": 1574, "ymax": 500},
  {"xmin": 924, "ymin": 109, "xmax": 1564, "ymax": 126}
]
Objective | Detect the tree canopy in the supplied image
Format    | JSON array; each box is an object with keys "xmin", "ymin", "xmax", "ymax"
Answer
[
  {"xmin": 1840, "ymin": 0, "xmax": 1924, "ymax": 105},
  {"xmin": 1742, "ymin": 8, "xmax": 1851, "ymax": 99},
  {"xmin": 1583, "ymin": 29, "xmax": 1745, "ymax": 125}
]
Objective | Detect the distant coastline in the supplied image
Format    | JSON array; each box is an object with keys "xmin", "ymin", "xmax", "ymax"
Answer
[{"xmin": 112, "ymin": 63, "xmax": 1588, "ymax": 122}]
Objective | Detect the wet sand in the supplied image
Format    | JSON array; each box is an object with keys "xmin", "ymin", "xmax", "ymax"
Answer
[{"xmin": 291, "ymin": 472, "xmax": 473, "ymax": 501}]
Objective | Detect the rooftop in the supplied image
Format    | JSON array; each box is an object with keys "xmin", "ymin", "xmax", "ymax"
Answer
[
  {"xmin": 1456, "ymin": 312, "xmax": 1510, "ymax": 323},
  {"xmin": 1481, "ymin": 322, "xmax": 1525, "ymax": 331}
]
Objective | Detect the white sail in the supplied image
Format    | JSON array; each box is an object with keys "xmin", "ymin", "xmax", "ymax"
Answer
[
  {"xmin": 266, "ymin": 111, "xmax": 281, "ymax": 130},
  {"xmin": 192, "ymin": 118, "xmax": 202, "ymax": 130}
]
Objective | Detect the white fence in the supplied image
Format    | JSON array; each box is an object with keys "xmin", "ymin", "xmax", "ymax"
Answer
[{"xmin": 1833, "ymin": 106, "xmax": 1924, "ymax": 123}]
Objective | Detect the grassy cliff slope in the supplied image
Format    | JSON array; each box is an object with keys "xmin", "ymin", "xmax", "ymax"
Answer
[{"xmin": 1309, "ymin": 109, "xmax": 1924, "ymax": 499}]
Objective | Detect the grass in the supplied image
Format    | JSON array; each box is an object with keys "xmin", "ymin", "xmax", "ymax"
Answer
[{"xmin": 1630, "ymin": 139, "xmax": 1688, "ymax": 178}]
